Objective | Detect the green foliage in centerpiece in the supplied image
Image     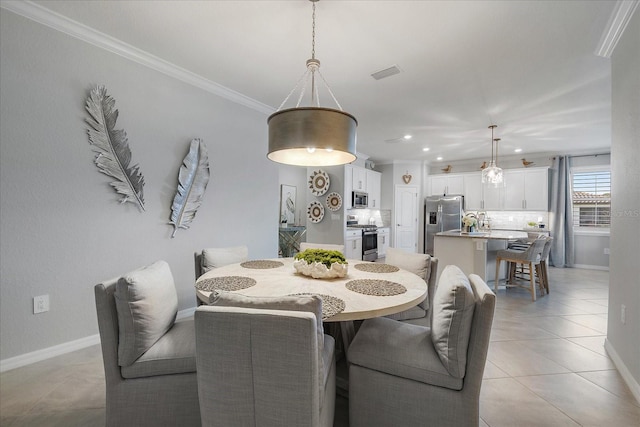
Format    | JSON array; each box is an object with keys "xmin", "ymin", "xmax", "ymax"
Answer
[{"xmin": 294, "ymin": 249, "xmax": 347, "ymax": 268}]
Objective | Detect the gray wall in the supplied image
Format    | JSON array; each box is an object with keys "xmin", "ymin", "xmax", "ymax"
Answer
[
  {"xmin": 0, "ymin": 11, "xmax": 278, "ymax": 360},
  {"xmin": 609, "ymin": 9, "xmax": 640, "ymax": 393},
  {"xmin": 574, "ymin": 234, "xmax": 610, "ymax": 269},
  {"xmin": 305, "ymin": 165, "xmax": 346, "ymax": 245}
]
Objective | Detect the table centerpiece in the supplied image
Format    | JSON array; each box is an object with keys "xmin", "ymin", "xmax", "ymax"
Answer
[{"xmin": 293, "ymin": 249, "xmax": 348, "ymax": 279}]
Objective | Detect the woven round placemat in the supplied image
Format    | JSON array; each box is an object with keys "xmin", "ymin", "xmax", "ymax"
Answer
[
  {"xmin": 195, "ymin": 276, "xmax": 256, "ymax": 292},
  {"xmin": 240, "ymin": 260, "xmax": 284, "ymax": 269},
  {"xmin": 346, "ymin": 279, "xmax": 407, "ymax": 296},
  {"xmin": 290, "ymin": 293, "xmax": 346, "ymax": 320},
  {"xmin": 354, "ymin": 263, "xmax": 400, "ymax": 273}
]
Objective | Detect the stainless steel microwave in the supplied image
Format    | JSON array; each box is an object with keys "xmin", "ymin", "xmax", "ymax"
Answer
[{"xmin": 352, "ymin": 191, "xmax": 368, "ymax": 208}]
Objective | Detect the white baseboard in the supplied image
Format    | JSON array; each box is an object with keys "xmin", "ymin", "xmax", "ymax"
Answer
[
  {"xmin": 0, "ymin": 334, "xmax": 100, "ymax": 373},
  {"xmin": 0, "ymin": 307, "xmax": 197, "ymax": 373},
  {"xmin": 604, "ymin": 338, "xmax": 640, "ymax": 404},
  {"xmin": 573, "ymin": 264, "xmax": 610, "ymax": 271}
]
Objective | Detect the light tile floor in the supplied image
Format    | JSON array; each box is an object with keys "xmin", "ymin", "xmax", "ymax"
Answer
[{"xmin": 1, "ymin": 267, "xmax": 639, "ymax": 426}]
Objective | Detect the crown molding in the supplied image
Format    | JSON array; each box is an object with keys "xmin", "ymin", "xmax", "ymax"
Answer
[
  {"xmin": 595, "ymin": 0, "xmax": 639, "ymax": 58},
  {"xmin": 0, "ymin": 0, "xmax": 275, "ymax": 115}
]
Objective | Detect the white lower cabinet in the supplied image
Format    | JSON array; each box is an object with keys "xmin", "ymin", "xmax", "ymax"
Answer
[
  {"xmin": 377, "ymin": 227, "xmax": 390, "ymax": 258},
  {"xmin": 345, "ymin": 229, "xmax": 363, "ymax": 260}
]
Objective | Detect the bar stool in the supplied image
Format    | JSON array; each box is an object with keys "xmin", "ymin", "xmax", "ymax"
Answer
[
  {"xmin": 495, "ymin": 237, "xmax": 547, "ymax": 301},
  {"xmin": 538, "ymin": 237, "xmax": 553, "ymax": 294}
]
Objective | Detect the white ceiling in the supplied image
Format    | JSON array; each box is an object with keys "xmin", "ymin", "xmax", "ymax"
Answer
[{"xmin": 29, "ymin": 0, "xmax": 616, "ymax": 165}]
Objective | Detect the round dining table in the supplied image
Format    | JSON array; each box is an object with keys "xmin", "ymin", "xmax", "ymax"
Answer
[{"xmin": 195, "ymin": 257, "xmax": 428, "ymax": 323}]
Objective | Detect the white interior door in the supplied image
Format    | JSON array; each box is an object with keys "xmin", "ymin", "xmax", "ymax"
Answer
[{"xmin": 394, "ymin": 185, "xmax": 419, "ymax": 253}]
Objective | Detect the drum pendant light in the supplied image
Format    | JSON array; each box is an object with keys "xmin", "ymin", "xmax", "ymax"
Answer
[
  {"xmin": 482, "ymin": 125, "xmax": 504, "ymax": 187},
  {"xmin": 267, "ymin": 0, "xmax": 357, "ymax": 167}
]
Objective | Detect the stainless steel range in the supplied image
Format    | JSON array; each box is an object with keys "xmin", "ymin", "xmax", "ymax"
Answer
[{"xmin": 346, "ymin": 224, "xmax": 378, "ymax": 261}]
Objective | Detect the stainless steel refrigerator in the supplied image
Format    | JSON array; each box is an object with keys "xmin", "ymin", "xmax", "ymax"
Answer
[{"xmin": 424, "ymin": 195, "xmax": 463, "ymax": 255}]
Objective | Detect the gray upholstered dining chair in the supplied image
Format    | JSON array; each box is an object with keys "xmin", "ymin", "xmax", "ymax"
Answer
[
  {"xmin": 299, "ymin": 242, "xmax": 345, "ymax": 254},
  {"xmin": 347, "ymin": 265, "xmax": 496, "ymax": 427},
  {"xmin": 94, "ymin": 260, "xmax": 200, "ymax": 427},
  {"xmin": 194, "ymin": 245, "xmax": 249, "ymax": 280},
  {"xmin": 195, "ymin": 292, "xmax": 336, "ymax": 427},
  {"xmin": 384, "ymin": 247, "xmax": 439, "ymax": 326}
]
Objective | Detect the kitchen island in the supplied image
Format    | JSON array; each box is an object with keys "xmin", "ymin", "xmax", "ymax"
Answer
[{"xmin": 433, "ymin": 230, "xmax": 528, "ymax": 285}]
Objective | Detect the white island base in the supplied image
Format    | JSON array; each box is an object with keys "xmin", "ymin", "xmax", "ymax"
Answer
[{"xmin": 433, "ymin": 230, "xmax": 528, "ymax": 286}]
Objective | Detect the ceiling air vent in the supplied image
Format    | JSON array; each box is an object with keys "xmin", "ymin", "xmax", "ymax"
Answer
[
  {"xmin": 371, "ymin": 65, "xmax": 401, "ymax": 80},
  {"xmin": 384, "ymin": 136, "xmax": 413, "ymax": 144}
]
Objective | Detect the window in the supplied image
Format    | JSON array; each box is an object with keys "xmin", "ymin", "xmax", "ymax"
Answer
[{"xmin": 571, "ymin": 168, "xmax": 610, "ymax": 229}]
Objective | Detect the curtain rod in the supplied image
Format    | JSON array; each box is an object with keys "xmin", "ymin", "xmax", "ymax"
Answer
[
  {"xmin": 569, "ymin": 152, "xmax": 610, "ymax": 159},
  {"xmin": 550, "ymin": 152, "xmax": 610, "ymax": 160}
]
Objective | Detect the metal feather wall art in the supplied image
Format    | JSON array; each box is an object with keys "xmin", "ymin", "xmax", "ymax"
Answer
[
  {"xmin": 169, "ymin": 138, "xmax": 210, "ymax": 237},
  {"xmin": 85, "ymin": 85, "xmax": 145, "ymax": 211}
]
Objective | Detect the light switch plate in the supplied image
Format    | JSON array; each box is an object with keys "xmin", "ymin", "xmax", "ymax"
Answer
[{"xmin": 33, "ymin": 294, "xmax": 49, "ymax": 314}]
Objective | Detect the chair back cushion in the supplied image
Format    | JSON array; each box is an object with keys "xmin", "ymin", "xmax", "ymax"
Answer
[
  {"xmin": 209, "ymin": 291, "xmax": 324, "ymax": 356},
  {"xmin": 430, "ymin": 265, "xmax": 476, "ymax": 378},
  {"xmin": 386, "ymin": 247, "xmax": 431, "ymax": 281},
  {"xmin": 201, "ymin": 246, "xmax": 249, "ymax": 273},
  {"xmin": 115, "ymin": 260, "xmax": 178, "ymax": 366}
]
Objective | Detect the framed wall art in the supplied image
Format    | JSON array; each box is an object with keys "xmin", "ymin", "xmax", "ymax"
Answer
[{"xmin": 280, "ymin": 184, "xmax": 296, "ymax": 226}]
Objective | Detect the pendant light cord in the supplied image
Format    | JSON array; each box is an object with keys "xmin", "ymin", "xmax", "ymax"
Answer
[
  {"xmin": 311, "ymin": 1, "xmax": 316, "ymax": 60},
  {"xmin": 275, "ymin": 0, "xmax": 344, "ymax": 112},
  {"xmin": 489, "ymin": 125, "xmax": 496, "ymax": 163}
]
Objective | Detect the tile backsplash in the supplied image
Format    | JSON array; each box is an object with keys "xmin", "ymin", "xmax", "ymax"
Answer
[
  {"xmin": 480, "ymin": 211, "xmax": 549, "ymax": 230},
  {"xmin": 346, "ymin": 209, "xmax": 391, "ymax": 228}
]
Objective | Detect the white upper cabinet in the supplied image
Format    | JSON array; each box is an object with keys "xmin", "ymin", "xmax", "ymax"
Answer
[
  {"xmin": 463, "ymin": 173, "xmax": 483, "ymax": 210},
  {"xmin": 352, "ymin": 167, "xmax": 367, "ymax": 192},
  {"xmin": 344, "ymin": 165, "xmax": 381, "ymax": 209},
  {"xmin": 344, "ymin": 165, "xmax": 353, "ymax": 209},
  {"xmin": 429, "ymin": 174, "xmax": 464, "ymax": 196},
  {"xmin": 463, "ymin": 172, "xmax": 504, "ymax": 211},
  {"xmin": 366, "ymin": 169, "xmax": 381, "ymax": 208},
  {"xmin": 504, "ymin": 168, "xmax": 549, "ymax": 211}
]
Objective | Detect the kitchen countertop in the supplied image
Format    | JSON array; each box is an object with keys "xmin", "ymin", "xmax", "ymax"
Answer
[{"xmin": 437, "ymin": 230, "xmax": 528, "ymax": 240}]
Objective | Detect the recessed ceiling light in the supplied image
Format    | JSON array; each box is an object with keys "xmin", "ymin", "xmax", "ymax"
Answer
[
  {"xmin": 404, "ymin": 134, "xmax": 412, "ymax": 140},
  {"xmin": 436, "ymin": 156, "xmax": 443, "ymax": 161},
  {"xmin": 422, "ymin": 147, "xmax": 430, "ymax": 152},
  {"xmin": 514, "ymin": 148, "xmax": 522, "ymax": 153}
]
